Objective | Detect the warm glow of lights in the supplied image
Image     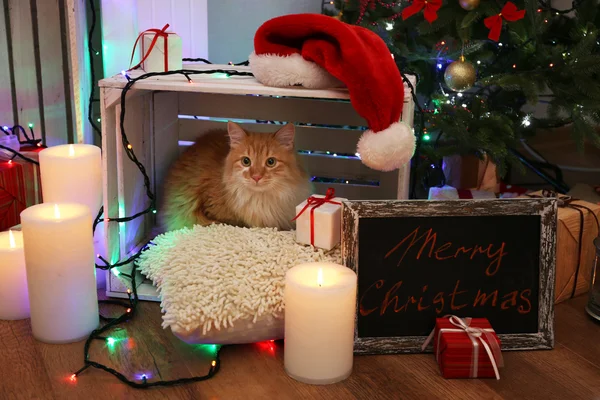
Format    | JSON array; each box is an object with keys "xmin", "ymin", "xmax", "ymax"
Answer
[
  {"xmin": 126, "ymin": 308, "xmax": 132, "ymax": 313},
  {"xmin": 69, "ymin": 144, "xmax": 75, "ymax": 157},
  {"xmin": 127, "ymin": 144, "xmax": 132, "ymax": 150},
  {"xmin": 512, "ymin": 64, "xmax": 516, "ymax": 68},
  {"xmin": 317, "ymin": 268, "xmax": 323, "ymax": 287},
  {"xmin": 441, "ymin": 41, "xmax": 446, "ymax": 45},
  {"xmin": 54, "ymin": 204, "xmax": 61, "ymax": 219},
  {"xmin": 8, "ymin": 230, "xmax": 15, "ymax": 248},
  {"xmin": 70, "ymin": 374, "xmax": 77, "ymax": 382},
  {"xmin": 549, "ymin": 63, "xmax": 554, "ymax": 67},
  {"xmin": 211, "ymin": 360, "xmax": 217, "ymax": 367},
  {"xmin": 7, "ymin": 160, "xmax": 12, "ymax": 164}
]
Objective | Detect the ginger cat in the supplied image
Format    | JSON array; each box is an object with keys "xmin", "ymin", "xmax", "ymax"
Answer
[{"xmin": 161, "ymin": 122, "xmax": 312, "ymax": 232}]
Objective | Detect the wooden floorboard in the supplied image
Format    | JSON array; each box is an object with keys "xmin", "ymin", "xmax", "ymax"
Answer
[{"xmin": 1, "ymin": 293, "xmax": 599, "ymax": 399}]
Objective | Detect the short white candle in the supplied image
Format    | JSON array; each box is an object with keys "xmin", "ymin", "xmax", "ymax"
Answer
[
  {"xmin": 0, "ymin": 230, "xmax": 29, "ymax": 320},
  {"xmin": 21, "ymin": 203, "xmax": 99, "ymax": 343},
  {"xmin": 39, "ymin": 144, "xmax": 102, "ymax": 215},
  {"xmin": 284, "ymin": 262, "xmax": 357, "ymax": 385}
]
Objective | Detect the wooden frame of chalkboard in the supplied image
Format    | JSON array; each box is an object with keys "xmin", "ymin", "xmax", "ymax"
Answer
[{"xmin": 342, "ymin": 198, "xmax": 557, "ymax": 355}]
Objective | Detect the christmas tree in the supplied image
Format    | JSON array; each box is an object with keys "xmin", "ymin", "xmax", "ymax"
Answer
[{"xmin": 325, "ymin": 0, "xmax": 600, "ymax": 195}]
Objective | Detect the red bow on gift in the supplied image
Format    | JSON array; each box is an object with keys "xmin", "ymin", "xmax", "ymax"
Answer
[
  {"xmin": 402, "ymin": 0, "xmax": 442, "ymax": 24},
  {"xmin": 484, "ymin": 2, "xmax": 526, "ymax": 42},
  {"xmin": 292, "ymin": 188, "xmax": 341, "ymax": 246},
  {"xmin": 128, "ymin": 24, "xmax": 170, "ymax": 72}
]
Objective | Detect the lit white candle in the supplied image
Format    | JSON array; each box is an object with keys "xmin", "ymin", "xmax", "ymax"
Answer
[
  {"xmin": 39, "ymin": 144, "xmax": 102, "ymax": 215},
  {"xmin": 0, "ymin": 230, "xmax": 29, "ymax": 320},
  {"xmin": 20, "ymin": 203, "xmax": 99, "ymax": 343},
  {"xmin": 284, "ymin": 262, "xmax": 357, "ymax": 384}
]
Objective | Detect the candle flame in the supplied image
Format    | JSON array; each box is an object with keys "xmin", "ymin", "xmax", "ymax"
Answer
[
  {"xmin": 317, "ymin": 268, "xmax": 323, "ymax": 287},
  {"xmin": 54, "ymin": 204, "xmax": 61, "ymax": 219},
  {"xmin": 8, "ymin": 230, "xmax": 15, "ymax": 248},
  {"xmin": 68, "ymin": 144, "xmax": 75, "ymax": 157}
]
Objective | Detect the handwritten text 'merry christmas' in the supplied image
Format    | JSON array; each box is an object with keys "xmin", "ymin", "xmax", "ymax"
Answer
[
  {"xmin": 358, "ymin": 226, "xmax": 533, "ymax": 317},
  {"xmin": 385, "ymin": 226, "xmax": 508, "ymax": 276}
]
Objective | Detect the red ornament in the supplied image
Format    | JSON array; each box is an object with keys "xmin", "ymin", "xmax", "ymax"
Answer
[
  {"xmin": 483, "ymin": 2, "xmax": 526, "ymax": 42},
  {"xmin": 402, "ymin": 0, "xmax": 442, "ymax": 23}
]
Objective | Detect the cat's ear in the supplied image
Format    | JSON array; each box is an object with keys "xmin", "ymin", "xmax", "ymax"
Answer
[
  {"xmin": 227, "ymin": 122, "xmax": 246, "ymax": 148},
  {"xmin": 274, "ymin": 123, "xmax": 295, "ymax": 150}
]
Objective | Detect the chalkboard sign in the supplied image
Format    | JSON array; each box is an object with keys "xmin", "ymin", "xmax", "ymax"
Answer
[{"xmin": 342, "ymin": 199, "xmax": 557, "ymax": 354}]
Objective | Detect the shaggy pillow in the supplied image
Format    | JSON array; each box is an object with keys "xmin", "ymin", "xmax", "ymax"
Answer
[{"xmin": 138, "ymin": 224, "xmax": 341, "ymax": 344}]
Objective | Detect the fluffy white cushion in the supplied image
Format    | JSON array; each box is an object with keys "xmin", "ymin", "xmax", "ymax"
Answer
[{"xmin": 138, "ymin": 224, "xmax": 341, "ymax": 344}]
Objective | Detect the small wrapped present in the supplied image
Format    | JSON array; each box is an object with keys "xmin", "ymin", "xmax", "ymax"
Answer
[
  {"xmin": 423, "ymin": 316, "xmax": 503, "ymax": 380},
  {"xmin": 520, "ymin": 190, "xmax": 600, "ymax": 303},
  {"xmin": 130, "ymin": 24, "xmax": 182, "ymax": 73},
  {"xmin": 293, "ymin": 188, "xmax": 346, "ymax": 250},
  {"xmin": 428, "ymin": 185, "xmax": 496, "ymax": 200},
  {"xmin": 0, "ymin": 145, "xmax": 43, "ymax": 231}
]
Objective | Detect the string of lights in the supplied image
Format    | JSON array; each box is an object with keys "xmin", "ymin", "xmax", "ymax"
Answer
[{"xmin": 71, "ymin": 66, "xmax": 255, "ymax": 388}]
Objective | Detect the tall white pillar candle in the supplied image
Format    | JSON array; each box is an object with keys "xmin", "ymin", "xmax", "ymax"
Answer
[
  {"xmin": 284, "ymin": 262, "xmax": 357, "ymax": 384},
  {"xmin": 39, "ymin": 144, "xmax": 102, "ymax": 215},
  {"xmin": 0, "ymin": 230, "xmax": 29, "ymax": 320},
  {"xmin": 21, "ymin": 203, "xmax": 99, "ymax": 343}
]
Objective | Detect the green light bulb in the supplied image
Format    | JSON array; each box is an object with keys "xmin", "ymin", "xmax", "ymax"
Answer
[
  {"xmin": 28, "ymin": 123, "xmax": 34, "ymax": 128},
  {"xmin": 107, "ymin": 337, "xmax": 116, "ymax": 345},
  {"xmin": 423, "ymin": 134, "xmax": 431, "ymax": 141}
]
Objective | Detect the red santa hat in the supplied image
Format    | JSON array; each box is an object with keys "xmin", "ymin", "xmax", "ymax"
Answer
[{"xmin": 249, "ymin": 13, "xmax": 415, "ymax": 172}]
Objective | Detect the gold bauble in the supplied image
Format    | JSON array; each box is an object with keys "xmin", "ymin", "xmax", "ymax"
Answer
[
  {"xmin": 443, "ymin": 56, "xmax": 476, "ymax": 92},
  {"xmin": 459, "ymin": 0, "xmax": 480, "ymax": 11}
]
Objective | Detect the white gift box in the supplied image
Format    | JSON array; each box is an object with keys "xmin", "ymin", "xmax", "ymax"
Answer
[
  {"xmin": 295, "ymin": 194, "xmax": 346, "ymax": 250},
  {"xmin": 141, "ymin": 31, "xmax": 182, "ymax": 73},
  {"xmin": 428, "ymin": 185, "xmax": 496, "ymax": 200}
]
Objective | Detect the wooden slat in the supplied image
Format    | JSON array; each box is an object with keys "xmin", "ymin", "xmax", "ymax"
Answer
[
  {"xmin": 101, "ymin": 86, "xmax": 124, "ymax": 294},
  {"xmin": 117, "ymin": 94, "xmax": 152, "ymax": 256},
  {"xmin": 35, "ymin": 0, "xmax": 68, "ymax": 146},
  {"xmin": 189, "ymin": 0, "xmax": 208, "ymax": 59},
  {"xmin": 0, "ymin": 0, "xmax": 14, "ymax": 124},
  {"xmin": 152, "ymin": 92, "xmax": 180, "ymax": 212},
  {"xmin": 99, "ymin": 64, "xmax": 415, "ymax": 102},
  {"xmin": 100, "ymin": 0, "xmax": 138, "ymax": 77},
  {"xmin": 66, "ymin": 0, "xmax": 92, "ymax": 143},
  {"xmin": 178, "ymin": 92, "xmax": 367, "ymax": 127},
  {"xmin": 9, "ymin": 0, "xmax": 41, "ymax": 133},
  {"xmin": 178, "ymin": 119, "xmax": 364, "ymax": 154},
  {"xmin": 299, "ymin": 154, "xmax": 396, "ymax": 183}
]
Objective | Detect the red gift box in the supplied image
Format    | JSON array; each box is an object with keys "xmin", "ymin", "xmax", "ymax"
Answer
[
  {"xmin": 0, "ymin": 145, "xmax": 43, "ymax": 230},
  {"xmin": 426, "ymin": 316, "xmax": 503, "ymax": 379}
]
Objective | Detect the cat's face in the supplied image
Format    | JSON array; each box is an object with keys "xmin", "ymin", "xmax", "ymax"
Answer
[{"xmin": 224, "ymin": 122, "xmax": 302, "ymax": 192}]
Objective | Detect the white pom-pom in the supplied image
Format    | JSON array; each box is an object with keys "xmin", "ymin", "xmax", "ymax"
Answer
[{"xmin": 357, "ymin": 122, "xmax": 416, "ymax": 172}]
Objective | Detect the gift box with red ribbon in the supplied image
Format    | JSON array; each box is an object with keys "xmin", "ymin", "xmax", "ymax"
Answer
[
  {"xmin": 129, "ymin": 24, "xmax": 182, "ymax": 73},
  {"xmin": 424, "ymin": 316, "xmax": 503, "ymax": 380},
  {"xmin": 293, "ymin": 188, "xmax": 346, "ymax": 251},
  {"xmin": 0, "ymin": 145, "xmax": 43, "ymax": 231}
]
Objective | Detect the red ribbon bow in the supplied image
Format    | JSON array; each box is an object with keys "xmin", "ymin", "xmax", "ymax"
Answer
[
  {"xmin": 484, "ymin": 2, "xmax": 526, "ymax": 42},
  {"xmin": 292, "ymin": 188, "xmax": 341, "ymax": 246},
  {"xmin": 402, "ymin": 0, "xmax": 442, "ymax": 23},
  {"xmin": 128, "ymin": 24, "xmax": 171, "ymax": 72}
]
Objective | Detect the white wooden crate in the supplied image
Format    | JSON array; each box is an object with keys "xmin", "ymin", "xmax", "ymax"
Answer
[{"xmin": 99, "ymin": 63, "xmax": 415, "ymax": 301}]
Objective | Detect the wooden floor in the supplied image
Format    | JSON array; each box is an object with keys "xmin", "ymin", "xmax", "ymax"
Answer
[{"xmin": 1, "ymin": 294, "xmax": 599, "ymax": 400}]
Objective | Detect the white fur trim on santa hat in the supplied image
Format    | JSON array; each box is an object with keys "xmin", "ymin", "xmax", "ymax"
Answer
[
  {"xmin": 357, "ymin": 122, "xmax": 415, "ymax": 172},
  {"xmin": 249, "ymin": 51, "xmax": 344, "ymax": 89}
]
